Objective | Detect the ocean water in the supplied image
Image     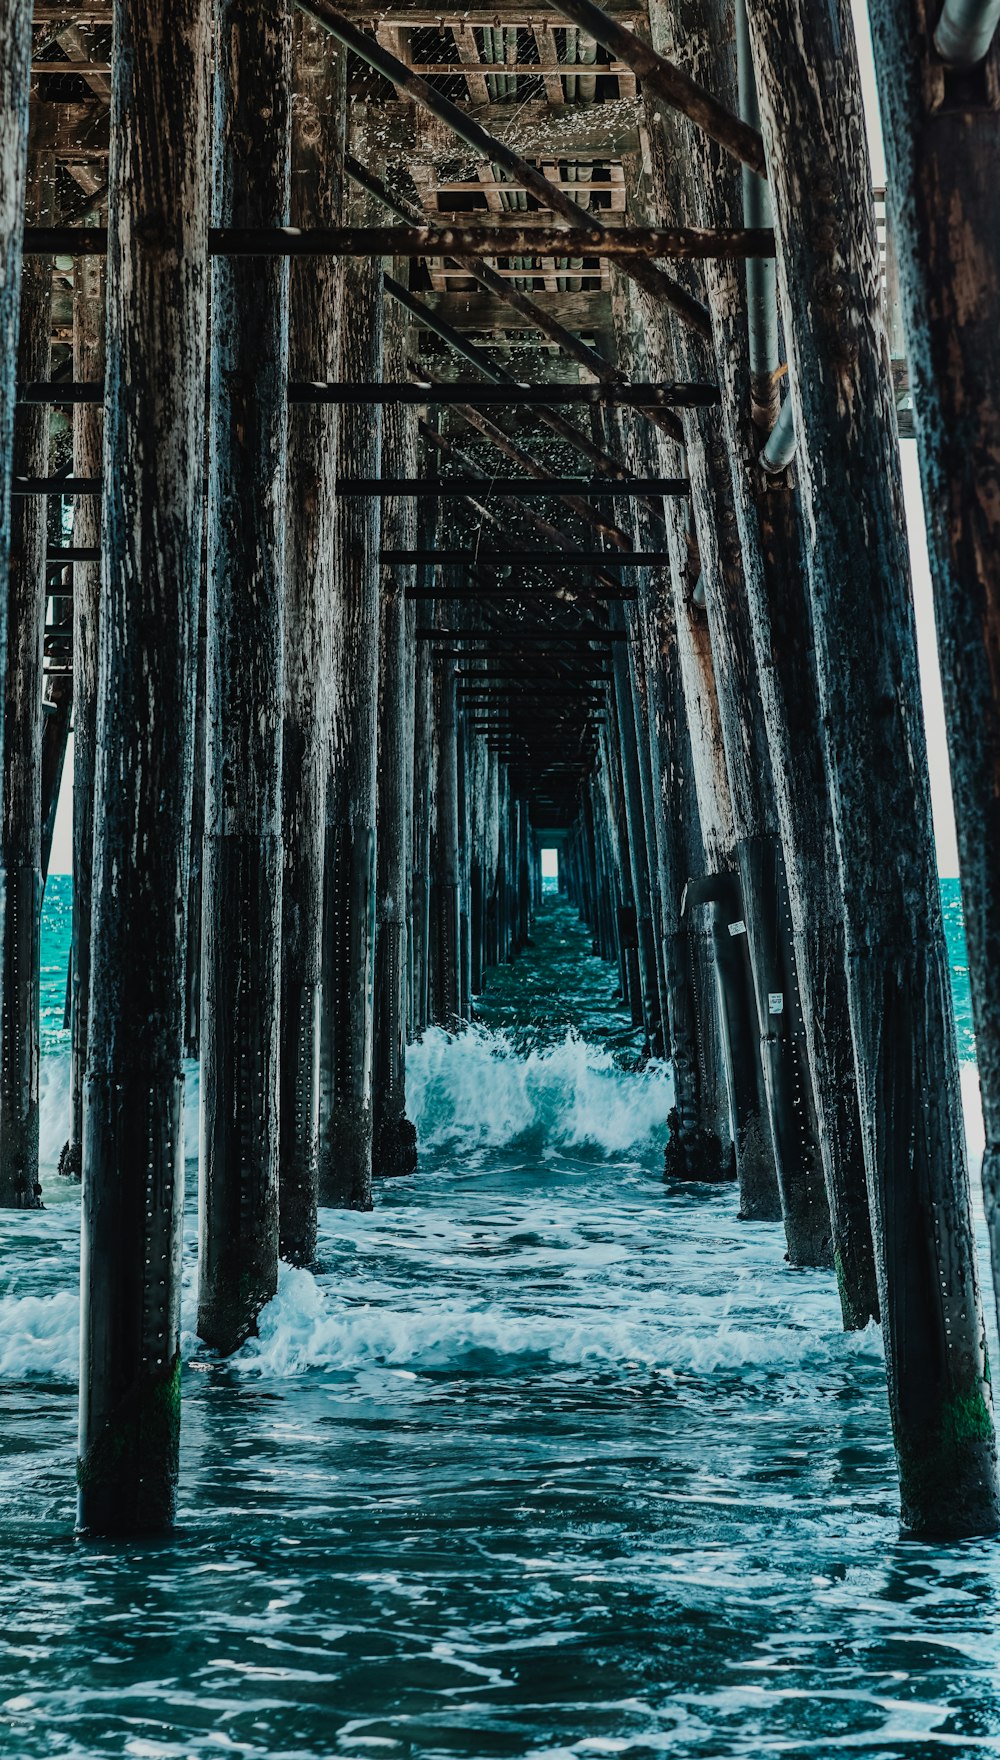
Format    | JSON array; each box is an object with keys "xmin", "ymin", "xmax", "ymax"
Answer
[{"xmin": 3, "ymin": 882, "xmax": 1000, "ymax": 1758}]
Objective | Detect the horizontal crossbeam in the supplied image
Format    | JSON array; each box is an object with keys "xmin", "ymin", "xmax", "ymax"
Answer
[
  {"xmin": 384, "ymin": 549, "xmax": 666, "ymax": 566},
  {"xmin": 345, "ymin": 478, "xmax": 689, "ymax": 497},
  {"xmin": 417, "ymin": 627, "xmax": 625, "ymax": 642},
  {"xmin": 22, "ymin": 224, "xmax": 775, "ymax": 260},
  {"xmin": 17, "ymin": 379, "xmax": 718, "ymax": 410}
]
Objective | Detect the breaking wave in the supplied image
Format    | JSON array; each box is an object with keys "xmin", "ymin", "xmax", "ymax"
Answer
[
  {"xmin": 229, "ymin": 1259, "xmax": 884, "ymax": 1381},
  {"xmin": 406, "ymin": 1024, "xmax": 672, "ymax": 1156},
  {"xmin": 0, "ymin": 1288, "xmax": 79, "ymax": 1381}
]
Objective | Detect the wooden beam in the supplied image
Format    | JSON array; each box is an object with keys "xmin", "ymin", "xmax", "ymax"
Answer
[
  {"xmin": 451, "ymin": 22, "xmax": 490, "ymax": 106},
  {"xmin": 545, "ymin": 0, "xmax": 766, "ymax": 173},
  {"xmin": 17, "ymin": 377, "xmax": 719, "ymax": 407},
  {"xmin": 0, "ymin": 3, "xmax": 32, "ymax": 882},
  {"xmin": 339, "ymin": 475, "xmax": 689, "ymax": 495},
  {"xmin": 351, "ymin": 97, "xmax": 641, "ymax": 164},
  {"xmin": 29, "ymin": 100, "xmax": 109, "ymax": 156},
  {"xmin": 401, "ymin": 59, "xmax": 629, "ymax": 74},
  {"xmin": 303, "ymin": 2, "xmax": 711, "ymax": 331},
  {"xmin": 27, "ymin": 0, "xmax": 644, "ymax": 20},
  {"xmin": 22, "ymin": 222, "xmax": 776, "ymax": 259},
  {"xmin": 31, "ymin": 59, "xmax": 113, "ymax": 72},
  {"xmin": 412, "ymin": 288, "xmax": 611, "ymax": 331},
  {"xmin": 385, "ymin": 549, "xmax": 665, "ymax": 563}
]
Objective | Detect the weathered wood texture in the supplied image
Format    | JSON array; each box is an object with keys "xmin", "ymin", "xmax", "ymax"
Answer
[
  {"xmin": 748, "ymin": 0, "xmax": 1000, "ymax": 1534},
  {"xmin": 598, "ymin": 700, "xmax": 643, "ymax": 1028},
  {"xmin": 408, "ymin": 486, "xmax": 438, "ymax": 1038},
  {"xmin": 608, "ymin": 606, "xmax": 662, "ymax": 1053},
  {"xmin": 318, "ymin": 251, "xmax": 383, "ymax": 1210},
  {"xmin": 0, "ymin": 0, "xmax": 30, "ymax": 883},
  {"xmin": 184, "ymin": 524, "xmax": 207, "ymax": 1060},
  {"xmin": 672, "ymin": 0, "xmax": 877, "ymax": 1321},
  {"xmin": 78, "ymin": 0, "xmax": 210, "ymax": 1534},
  {"xmin": 351, "ymin": 98, "xmax": 641, "ymax": 168},
  {"xmin": 868, "ymin": 0, "xmax": 1000, "ymax": 1342},
  {"xmin": 624, "ymin": 424, "xmax": 731, "ymax": 1174},
  {"xmin": 431, "ymin": 627, "xmax": 463, "ymax": 1026},
  {"xmin": 61, "ymin": 254, "xmax": 104, "ymax": 1184},
  {"xmin": 280, "ymin": 17, "xmax": 344, "ymax": 1262},
  {"xmin": 199, "ymin": 0, "xmax": 291, "ymax": 1354},
  {"xmin": 373, "ymin": 312, "xmax": 418, "ymax": 1178},
  {"xmin": 0, "ymin": 162, "xmax": 49, "ymax": 1212},
  {"xmin": 642, "ymin": 112, "xmax": 788, "ymax": 1231},
  {"xmin": 625, "ymin": 624, "xmax": 671, "ymax": 1053},
  {"xmin": 419, "ymin": 290, "xmax": 611, "ymax": 336},
  {"xmin": 626, "ymin": 238, "xmax": 776, "ymax": 1215},
  {"xmin": 646, "ymin": 4, "xmax": 831, "ymax": 1266}
]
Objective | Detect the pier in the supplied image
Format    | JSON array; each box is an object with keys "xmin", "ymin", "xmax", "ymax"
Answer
[{"xmin": 2, "ymin": 0, "xmax": 1000, "ymax": 1566}]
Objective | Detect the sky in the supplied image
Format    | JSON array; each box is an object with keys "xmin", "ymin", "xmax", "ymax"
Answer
[{"xmin": 46, "ymin": 4, "xmax": 961, "ymax": 878}]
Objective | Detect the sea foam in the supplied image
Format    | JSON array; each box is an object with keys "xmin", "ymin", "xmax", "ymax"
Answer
[
  {"xmin": 406, "ymin": 1025, "xmax": 672, "ymax": 1156},
  {"xmin": 229, "ymin": 1259, "xmax": 884, "ymax": 1381}
]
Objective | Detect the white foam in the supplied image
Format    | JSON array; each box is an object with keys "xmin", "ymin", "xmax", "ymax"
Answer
[
  {"xmin": 0, "ymin": 1288, "xmax": 78, "ymax": 1380},
  {"xmin": 406, "ymin": 1025, "xmax": 672, "ymax": 1156},
  {"xmin": 38, "ymin": 1053, "xmax": 201, "ymax": 1172},
  {"xmin": 38, "ymin": 1053, "xmax": 71, "ymax": 1171},
  {"xmin": 229, "ymin": 1260, "xmax": 884, "ymax": 1381},
  {"xmin": 962, "ymin": 1062, "xmax": 985, "ymax": 1177}
]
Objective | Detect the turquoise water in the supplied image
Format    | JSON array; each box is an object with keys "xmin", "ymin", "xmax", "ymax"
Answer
[
  {"xmin": 3, "ymin": 884, "xmax": 998, "ymax": 1759},
  {"xmin": 37, "ymin": 873, "xmax": 981, "ymax": 1063}
]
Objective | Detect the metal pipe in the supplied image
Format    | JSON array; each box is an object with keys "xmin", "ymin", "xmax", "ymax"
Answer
[
  {"xmin": 736, "ymin": 0, "xmax": 779, "ymax": 428},
  {"xmin": 759, "ymin": 396, "xmax": 797, "ymax": 474},
  {"xmin": 934, "ymin": 0, "xmax": 1000, "ymax": 66}
]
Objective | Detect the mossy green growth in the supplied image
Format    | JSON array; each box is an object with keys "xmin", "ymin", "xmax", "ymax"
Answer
[
  {"xmin": 939, "ymin": 1380, "xmax": 995, "ymax": 1452},
  {"xmin": 77, "ymin": 1352, "xmax": 182, "ymax": 1494},
  {"xmin": 897, "ymin": 1375, "xmax": 1000, "ymax": 1536},
  {"xmin": 833, "ymin": 1246, "xmax": 867, "ymax": 1333},
  {"xmin": 834, "ymin": 1248, "xmax": 853, "ymax": 1328}
]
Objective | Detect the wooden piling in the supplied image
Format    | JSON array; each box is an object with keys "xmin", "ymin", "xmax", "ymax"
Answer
[
  {"xmin": 78, "ymin": 0, "xmax": 210, "ymax": 1533},
  {"xmin": 60, "ymin": 256, "xmax": 104, "ymax": 1185},
  {"xmin": 317, "ymin": 250, "xmax": 382, "ymax": 1210},
  {"xmin": 199, "ymin": 0, "xmax": 291, "ymax": 1352},
  {"xmin": 648, "ymin": 3, "xmax": 833, "ymax": 1264},
  {"xmin": 0, "ymin": 160, "xmax": 51, "ymax": 1211},
  {"xmin": 634, "ymin": 541, "xmax": 731, "ymax": 1173},
  {"xmin": 279, "ymin": 18, "xmax": 344, "ymax": 1261},
  {"xmin": 0, "ymin": 0, "xmax": 31, "ymax": 763},
  {"xmin": 748, "ymin": 0, "xmax": 1000, "ymax": 1535},
  {"xmin": 677, "ymin": 0, "xmax": 878, "ymax": 1319},
  {"xmin": 409, "ymin": 534, "xmax": 436, "ymax": 1039},
  {"xmin": 868, "ymin": 0, "xmax": 1000, "ymax": 1343},
  {"xmin": 431, "ymin": 639, "xmax": 463, "ymax": 1025},
  {"xmin": 373, "ymin": 311, "xmax": 418, "ymax": 1178},
  {"xmin": 608, "ymin": 615, "xmax": 662, "ymax": 1053}
]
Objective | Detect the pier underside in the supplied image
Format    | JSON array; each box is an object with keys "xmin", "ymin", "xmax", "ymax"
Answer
[{"xmin": 2, "ymin": 0, "xmax": 1000, "ymax": 1570}]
